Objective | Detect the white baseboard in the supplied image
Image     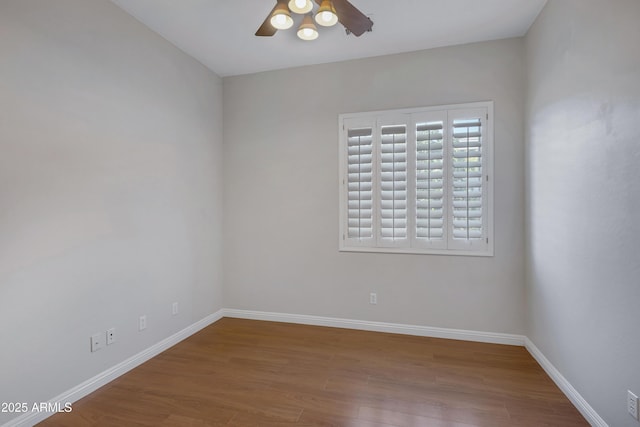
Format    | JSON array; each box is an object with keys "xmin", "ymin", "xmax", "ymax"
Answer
[
  {"xmin": 221, "ymin": 308, "xmax": 526, "ymax": 346},
  {"xmin": 525, "ymin": 337, "xmax": 608, "ymax": 427},
  {"xmin": 2, "ymin": 309, "xmax": 224, "ymax": 427}
]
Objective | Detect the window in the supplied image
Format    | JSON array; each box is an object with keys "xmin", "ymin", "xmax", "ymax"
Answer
[{"xmin": 339, "ymin": 102, "xmax": 493, "ymax": 256}]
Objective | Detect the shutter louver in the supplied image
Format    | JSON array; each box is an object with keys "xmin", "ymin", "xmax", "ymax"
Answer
[
  {"xmin": 416, "ymin": 121, "xmax": 445, "ymax": 241},
  {"xmin": 380, "ymin": 125, "xmax": 407, "ymax": 241},
  {"xmin": 451, "ymin": 118, "xmax": 483, "ymax": 240},
  {"xmin": 347, "ymin": 127, "xmax": 373, "ymax": 239}
]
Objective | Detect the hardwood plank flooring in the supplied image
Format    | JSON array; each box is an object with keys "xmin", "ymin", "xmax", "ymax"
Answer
[{"xmin": 38, "ymin": 318, "xmax": 588, "ymax": 426}]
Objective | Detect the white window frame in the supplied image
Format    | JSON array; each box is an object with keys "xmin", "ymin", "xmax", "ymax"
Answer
[{"xmin": 339, "ymin": 101, "xmax": 494, "ymax": 256}]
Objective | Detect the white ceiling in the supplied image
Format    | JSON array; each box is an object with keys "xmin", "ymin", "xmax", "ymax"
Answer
[{"xmin": 110, "ymin": 0, "xmax": 547, "ymax": 77}]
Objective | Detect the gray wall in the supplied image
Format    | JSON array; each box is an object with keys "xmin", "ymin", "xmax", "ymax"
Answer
[
  {"xmin": 223, "ymin": 38, "xmax": 527, "ymax": 334},
  {"xmin": 525, "ymin": 1, "xmax": 640, "ymax": 426},
  {"xmin": 0, "ymin": 1, "xmax": 224, "ymax": 422}
]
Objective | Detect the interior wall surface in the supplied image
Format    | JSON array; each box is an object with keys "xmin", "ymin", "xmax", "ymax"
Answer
[
  {"xmin": 0, "ymin": 1, "xmax": 224, "ymax": 423},
  {"xmin": 525, "ymin": 1, "xmax": 640, "ymax": 425},
  {"xmin": 223, "ymin": 38, "xmax": 527, "ymax": 334}
]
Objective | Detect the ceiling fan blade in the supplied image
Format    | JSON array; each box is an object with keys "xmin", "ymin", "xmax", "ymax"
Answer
[
  {"xmin": 255, "ymin": 19, "xmax": 277, "ymax": 37},
  {"xmin": 315, "ymin": 0, "xmax": 373, "ymax": 36},
  {"xmin": 255, "ymin": 1, "xmax": 284, "ymax": 37}
]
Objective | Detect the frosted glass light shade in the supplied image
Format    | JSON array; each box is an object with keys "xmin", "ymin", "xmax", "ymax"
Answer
[
  {"xmin": 297, "ymin": 15, "xmax": 319, "ymax": 40},
  {"xmin": 315, "ymin": 0, "xmax": 338, "ymax": 26},
  {"xmin": 288, "ymin": 0, "xmax": 313, "ymax": 14},
  {"xmin": 271, "ymin": 4, "xmax": 294, "ymax": 30}
]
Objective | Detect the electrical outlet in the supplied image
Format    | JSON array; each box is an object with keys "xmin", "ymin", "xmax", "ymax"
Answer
[
  {"xmin": 106, "ymin": 328, "xmax": 116, "ymax": 345},
  {"xmin": 139, "ymin": 315, "xmax": 147, "ymax": 331},
  {"xmin": 629, "ymin": 390, "xmax": 639, "ymax": 420},
  {"xmin": 369, "ymin": 292, "xmax": 377, "ymax": 305},
  {"xmin": 172, "ymin": 302, "xmax": 179, "ymax": 316},
  {"xmin": 90, "ymin": 333, "xmax": 105, "ymax": 352}
]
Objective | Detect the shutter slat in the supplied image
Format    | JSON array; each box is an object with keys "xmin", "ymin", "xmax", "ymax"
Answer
[
  {"xmin": 417, "ymin": 209, "xmax": 443, "ymax": 219},
  {"xmin": 381, "ymin": 153, "xmax": 407, "ymax": 162},
  {"xmin": 453, "ymin": 221, "xmax": 482, "ymax": 229},
  {"xmin": 453, "ymin": 178, "xmax": 483, "ymax": 188},
  {"xmin": 381, "ymin": 144, "xmax": 407, "ymax": 154},
  {"xmin": 381, "ymin": 200, "xmax": 407, "ymax": 209},
  {"xmin": 453, "ymin": 160, "xmax": 482, "ymax": 168},
  {"xmin": 417, "ymin": 229, "xmax": 444, "ymax": 238},
  {"xmin": 417, "ymin": 151, "xmax": 443, "ymax": 161},
  {"xmin": 381, "ymin": 171, "xmax": 407, "ymax": 181},
  {"xmin": 416, "ymin": 170, "xmax": 443, "ymax": 180},
  {"xmin": 418, "ymin": 140, "xmax": 444, "ymax": 149},
  {"xmin": 348, "ymin": 144, "xmax": 373, "ymax": 152},
  {"xmin": 453, "ymin": 148, "xmax": 482, "ymax": 158},
  {"xmin": 382, "ymin": 125, "xmax": 407, "ymax": 135},
  {"xmin": 453, "ymin": 188, "xmax": 482, "ymax": 197},
  {"xmin": 416, "ymin": 200, "xmax": 443, "ymax": 210},
  {"xmin": 349, "ymin": 152, "xmax": 372, "ymax": 161},
  {"xmin": 348, "ymin": 191, "xmax": 373, "ymax": 200},
  {"xmin": 417, "ymin": 181, "xmax": 443, "ymax": 190},
  {"xmin": 349, "ymin": 209, "xmax": 372, "ymax": 219},
  {"xmin": 349, "ymin": 228, "xmax": 373, "ymax": 238},
  {"xmin": 452, "ymin": 139, "xmax": 481, "ymax": 148},
  {"xmin": 453, "ymin": 229, "xmax": 482, "ymax": 238},
  {"xmin": 417, "ymin": 123, "xmax": 444, "ymax": 131},
  {"xmin": 453, "ymin": 119, "xmax": 481, "ymax": 128},
  {"xmin": 348, "ymin": 175, "xmax": 373, "ymax": 184},
  {"xmin": 453, "ymin": 199, "xmax": 481, "ymax": 209},
  {"xmin": 453, "ymin": 209, "xmax": 482, "ymax": 220},
  {"xmin": 453, "ymin": 131, "xmax": 482, "ymax": 138},
  {"xmin": 381, "ymin": 182, "xmax": 407, "ymax": 191},
  {"xmin": 381, "ymin": 164, "xmax": 407, "ymax": 173},
  {"xmin": 348, "ymin": 164, "xmax": 373, "ymax": 173},
  {"xmin": 348, "ymin": 200, "xmax": 372, "ymax": 209},
  {"xmin": 348, "ymin": 218, "xmax": 372, "ymax": 227},
  {"xmin": 416, "ymin": 218, "xmax": 444, "ymax": 227},
  {"xmin": 349, "ymin": 128, "xmax": 373, "ymax": 137},
  {"xmin": 453, "ymin": 170, "xmax": 482, "ymax": 178},
  {"xmin": 348, "ymin": 182, "xmax": 372, "ymax": 191},
  {"xmin": 348, "ymin": 136, "xmax": 373, "ymax": 145}
]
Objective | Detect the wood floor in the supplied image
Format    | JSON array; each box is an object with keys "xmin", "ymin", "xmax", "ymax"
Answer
[{"xmin": 39, "ymin": 318, "xmax": 588, "ymax": 426}]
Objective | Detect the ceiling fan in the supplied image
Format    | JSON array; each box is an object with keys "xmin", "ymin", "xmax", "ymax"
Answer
[{"xmin": 255, "ymin": 0, "xmax": 373, "ymax": 40}]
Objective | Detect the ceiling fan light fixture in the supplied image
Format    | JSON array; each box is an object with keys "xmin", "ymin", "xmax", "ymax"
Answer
[
  {"xmin": 315, "ymin": 0, "xmax": 338, "ymax": 27},
  {"xmin": 288, "ymin": 0, "xmax": 313, "ymax": 14},
  {"xmin": 270, "ymin": 3, "xmax": 294, "ymax": 30},
  {"xmin": 297, "ymin": 14, "xmax": 319, "ymax": 40}
]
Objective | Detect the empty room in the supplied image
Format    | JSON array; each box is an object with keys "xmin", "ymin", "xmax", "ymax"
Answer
[{"xmin": 1, "ymin": 0, "xmax": 638, "ymax": 426}]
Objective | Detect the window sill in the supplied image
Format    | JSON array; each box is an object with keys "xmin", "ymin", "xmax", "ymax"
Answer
[{"xmin": 339, "ymin": 246, "xmax": 494, "ymax": 257}]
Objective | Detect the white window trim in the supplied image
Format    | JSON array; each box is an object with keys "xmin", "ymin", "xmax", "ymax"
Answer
[{"xmin": 339, "ymin": 101, "xmax": 494, "ymax": 257}]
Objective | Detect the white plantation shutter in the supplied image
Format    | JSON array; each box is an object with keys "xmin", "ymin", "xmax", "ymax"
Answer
[
  {"xmin": 413, "ymin": 113, "xmax": 447, "ymax": 249},
  {"xmin": 339, "ymin": 102, "xmax": 492, "ymax": 255},
  {"xmin": 344, "ymin": 119, "xmax": 374, "ymax": 244},
  {"xmin": 379, "ymin": 123, "xmax": 408, "ymax": 245},
  {"xmin": 448, "ymin": 108, "xmax": 488, "ymax": 251}
]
